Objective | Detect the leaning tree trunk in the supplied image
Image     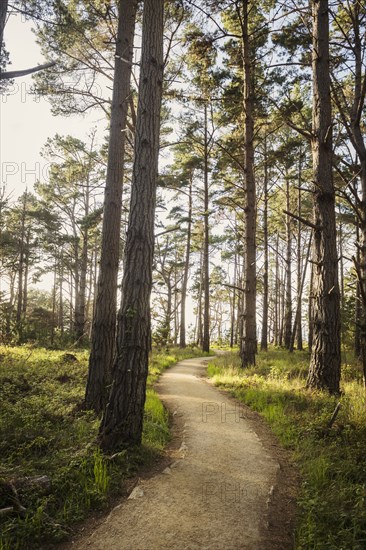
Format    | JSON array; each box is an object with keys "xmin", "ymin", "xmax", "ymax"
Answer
[
  {"xmin": 307, "ymin": 0, "xmax": 341, "ymax": 393},
  {"xmin": 99, "ymin": 0, "xmax": 164, "ymax": 450},
  {"xmin": 85, "ymin": 0, "xmax": 138, "ymax": 413},
  {"xmin": 240, "ymin": 0, "xmax": 257, "ymax": 367}
]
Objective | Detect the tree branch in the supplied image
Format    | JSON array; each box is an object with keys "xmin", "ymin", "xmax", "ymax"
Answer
[
  {"xmin": 283, "ymin": 210, "xmax": 319, "ymax": 230},
  {"xmin": 0, "ymin": 62, "xmax": 56, "ymax": 80}
]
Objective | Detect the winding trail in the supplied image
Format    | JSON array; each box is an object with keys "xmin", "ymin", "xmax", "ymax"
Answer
[{"xmin": 70, "ymin": 357, "xmax": 294, "ymax": 549}]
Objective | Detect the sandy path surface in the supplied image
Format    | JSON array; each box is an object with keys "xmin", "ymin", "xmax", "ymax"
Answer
[{"xmin": 70, "ymin": 357, "xmax": 292, "ymax": 550}]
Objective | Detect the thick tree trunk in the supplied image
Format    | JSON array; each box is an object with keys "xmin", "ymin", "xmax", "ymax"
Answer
[
  {"xmin": 180, "ymin": 178, "xmax": 193, "ymax": 348},
  {"xmin": 99, "ymin": 0, "xmax": 164, "ymax": 450},
  {"xmin": 307, "ymin": 0, "xmax": 341, "ymax": 393},
  {"xmin": 85, "ymin": 0, "xmax": 138, "ymax": 413},
  {"xmin": 240, "ymin": 0, "xmax": 257, "ymax": 367},
  {"xmin": 202, "ymin": 102, "xmax": 210, "ymax": 353}
]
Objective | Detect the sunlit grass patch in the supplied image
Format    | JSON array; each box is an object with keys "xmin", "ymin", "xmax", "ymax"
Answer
[
  {"xmin": 0, "ymin": 344, "xmax": 208, "ymax": 549},
  {"xmin": 207, "ymin": 348, "xmax": 366, "ymax": 549}
]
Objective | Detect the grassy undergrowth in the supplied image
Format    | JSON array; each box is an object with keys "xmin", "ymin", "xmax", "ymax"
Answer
[
  {"xmin": 207, "ymin": 349, "xmax": 366, "ymax": 549},
  {"xmin": 0, "ymin": 344, "xmax": 209, "ymax": 550}
]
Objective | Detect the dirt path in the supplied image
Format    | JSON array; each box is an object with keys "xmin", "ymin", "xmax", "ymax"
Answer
[{"xmin": 69, "ymin": 357, "xmax": 295, "ymax": 550}]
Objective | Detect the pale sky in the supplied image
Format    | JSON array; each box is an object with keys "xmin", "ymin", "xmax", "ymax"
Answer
[{"xmin": 0, "ymin": 13, "xmax": 103, "ymax": 200}]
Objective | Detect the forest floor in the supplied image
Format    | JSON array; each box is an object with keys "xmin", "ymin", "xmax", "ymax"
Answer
[{"xmin": 66, "ymin": 357, "xmax": 297, "ymax": 550}]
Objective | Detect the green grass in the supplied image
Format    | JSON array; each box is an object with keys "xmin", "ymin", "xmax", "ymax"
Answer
[
  {"xmin": 207, "ymin": 349, "xmax": 366, "ymax": 550},
  {"xmin": 0, "ymin": 344, "xmax": 209, "ymax": 550}
]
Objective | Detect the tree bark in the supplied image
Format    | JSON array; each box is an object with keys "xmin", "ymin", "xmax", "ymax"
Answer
[
  {"xmin": 85, "ymin": 0, "xmax": 138, "ymax": 413},
  {"xmin": 307, "ymin": 0, "xmax": 341, "ymax": 393},
  {"xmin": 99, "ymin": 0, "xmax": 164, "ymax": 450},
  {"xmin": 240, "ymin": 0, "xmax": 257, "ymax": 366},
  {"xmin": 0, "ymin": 0, "xmax": 8, "ymax": 51},
  {"xmin": 202, "ymin": 102, "xmax": 210, "ymax": 353}
]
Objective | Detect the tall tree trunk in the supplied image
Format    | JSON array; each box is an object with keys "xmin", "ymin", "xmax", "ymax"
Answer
[
  {"xmin": 230, "ymin": 250, "xmax": 238, "ymax": 349},
  {"xmin": 348, "ymin": 5, "xmax": 366, "ymax": 384},
  {"xmin": 202, "ymin": 102, "xmax": 210, "ymax": 353},
  {"xmin": 72, "ymin": 203, "xmax": 80, "ymax": 339},
  {"xmin": 196, "ymin": 250, "xmax": 204, "ymax": 346},
  {"xmin": 261, "ymin": 139, "xmax": 269, "ymax": 351},
  {"xmin": 290, "ymin": 234, "xmax": 312, "ymax": 352},
  {"xmin": 355, "ymin": 218, "xmax": 361, "ymax": 358},
  {"xmin": 180, "ymin": 178, "xmax": 193, "ymax": 348},
  {"xmin": 16, "ymin": 192, "xmax": 27, "ymax": 338},
  {"xmin": 308, "ymin": 261, "xmax": 314, "ymax": 351},
  {"xmin": 22, "ymin": 229, "xmax": 30, "ymax": 316},
  {"xmin": 274, "ymin": 231, "xmax": 280, "ymax": 346},
  {"xmin": 237, "ymin": 263, "xmax": 244, "ymax": 348},
  {"xmin": 240, "ymin": 0, "xmax": 257, "ymax": 366},
  {"xmin": 0, "ymin": 0, "xmax": 8, "ymax": 49},
  {"xmin": 75, "ymin": 187, "xmax": 90, "ymax": 344},
  {"xmin": 99, "ymin": 0, "xmax": 164, "ymax": 450},
  {"xmin": 307, "ymin": 0, "xmax": 341, "ymax": 393},
  {"xmin": 279, "ymin": 262, "xmax": 285, "ymax": 347},
  {"xmin": 85, "ymin": 0, "xmax": 138, "ymax": 413},
  {"xmin": 296, "ymin": 177, "xmax": 303, "ymax": 350},
  {"xmin": 284, "ymin": 175, "xmax": 292, "ymax": 349},
  {"xmin": 166, "ymin": 278, "xmax": 173, "ymax": 346},
  {"xmin": 51, "ymin": 266, "xmax": 57, "ymax": 347},
  {"xmin": 59, "ymin": 251, "xmax": 64, "ymax": 336}
]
